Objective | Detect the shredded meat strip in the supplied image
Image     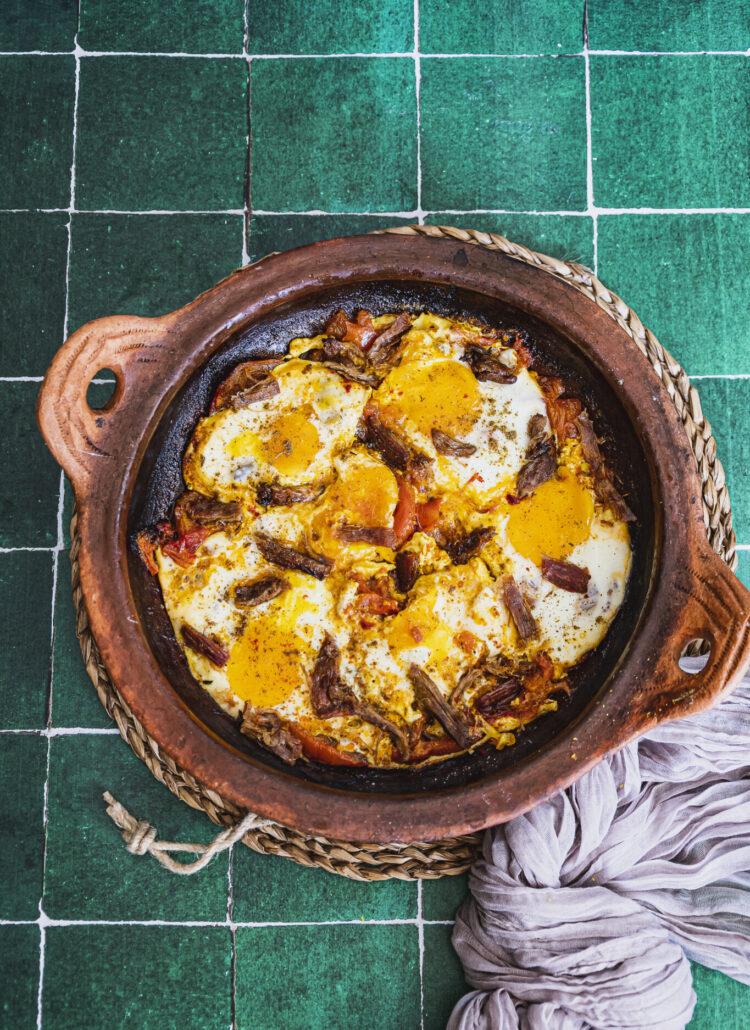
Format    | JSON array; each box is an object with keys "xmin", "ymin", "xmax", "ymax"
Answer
[
  {"xmin": 234, "ymin": 575, "xmax": 288, "ymax": 607},
  {"xmin": 395, "ymin": 551, "xmax": 420, "ymax": 593},
  {"xmin": 541, "ymin": 555, "xmax": 590, "ymax": 593},
  {"xmin": 408, "ymin": 665, "xmax": 476, "ymax": 749},
  {"xmin": 431, "ymin": 428, "xmax": 477, "ymax": 457},
  {"xmin": 256, "ymin": 482, "xmax": 324, "ymax": 507},
  {"xmin": 255, "ymin": 532, "xmax": 333, "ymax": 580},
  {"xmin": 174, "ymin": 491, "xmax": 243, "ymax": 530},
  {"xmin": 180, "ymin": 624, "xmax": 229, "ymax": 667},
  {"xmin": 462, "ymin": 343, "xmax": 518, "ymax": 384},
  {"xmin": 240, "ymin": 706, "xmax": 302, "ymax": 765},
  {"xmin": 440, "ymin": 526, "xmax": 495, "ymax": 565},
  {"xmin": 502, "ymin": 576, "xmax": 539, "ymax": 640}
]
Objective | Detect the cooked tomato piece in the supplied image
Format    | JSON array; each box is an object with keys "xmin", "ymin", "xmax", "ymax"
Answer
[
  {"xmin": 341, "ymin": 310, "xmax": 378, "ymax": 350},
  {"xmin": 415, "ymin": 496, "xmax": 441, "ymax": 531},
  {"xmin": 161, "ymin": 526, "xmax": 211, "ymax": 567},
  {"xmin": 407, "ymin": 737, "xmax": 463, "ymax": 762},
  {"xmin": 289, "ymin": 725, "xmax": 367, "ymax": 766},
  {"xmin": 393, "ymin": 478, "xmax": 417, "ymax": 545}
]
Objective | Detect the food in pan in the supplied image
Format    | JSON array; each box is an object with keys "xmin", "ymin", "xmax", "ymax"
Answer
[{"xmin": 137, "ymin": 310, "xmax": 634, "ymax": 768}]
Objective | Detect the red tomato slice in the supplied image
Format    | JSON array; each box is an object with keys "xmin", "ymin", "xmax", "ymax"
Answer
[
  {"xmin": 161, "ymin": 526, "xmax": 211, "ymax": 567},
  {"xmin": 393, "ymin": 478, "xmax": 417, "ymax": 545},
  {"xmin": 289, "ymin": 725, "xmax": 367, "ymax": 767},
  {"xmin": 415, "ymin": 496, "xmax": 441, "ymax": 532}
]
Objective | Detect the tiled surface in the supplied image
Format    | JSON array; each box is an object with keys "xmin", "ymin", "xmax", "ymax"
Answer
[
  {"xmin": 246, "ymin": 0, "xmax": 414, "ymax": 54},
  {"xmin": 67, "ymin": 212, "xmax": 243, "ymax": 329},
  {"xmin": 235, "ymin": 924, "xmax": 421, "ymax": 1030},
  {"xmin": 587, "ymin": 1, "xmax": 750, "ymax": 52},
  {"xmin": 2, "ymin": 2, "xmax": 749, "ymax": 1029},
  {"xmin": 251, "ymin": 58, "xmax": 418, "ymax": 212},
  {"xmin": 590, "ymin": 56, "xmax": 749, "ymax": 209},
  {"xmin": 43, "ymin": 925, "xmax": 232, "ymax": 1029},
  {"xmin": 420, "ymin": 56, "xmax": 587, "ymax": 211},
  {"xmin": 420, "ymin": 0, "xmax": 582, "ymax": 56},
  {"xmin": 76, "ymin": 56, "xmax": 247, "ymax": 211}
]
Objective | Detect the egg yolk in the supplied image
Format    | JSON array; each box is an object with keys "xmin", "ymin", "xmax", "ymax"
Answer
[
  {"xmin": 379, "ymin": 360, "xmax": 480, "ymax": 439},
  {"xmin": 327, "ymin": 457, "xmax": 398, "ymax": 526},
  {"xmin": 506, "ymin": 468, "xmax": 594, "ymax": 566},
  {"xmin": 227, "ymin": 618, "xmax": 306, "ymax": 708},
  {"xmin": 229, "ymin": 411, "xmax": 320, "ymax": 478}
]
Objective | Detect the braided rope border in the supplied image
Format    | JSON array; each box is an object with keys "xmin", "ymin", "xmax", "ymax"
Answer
[{"xmin": 70, "ymin": 226, "xmax": 736, "ymax": 882}]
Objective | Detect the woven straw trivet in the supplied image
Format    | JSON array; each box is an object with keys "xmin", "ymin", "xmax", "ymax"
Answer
[{"xmin": 70, "ymin": 225, "xmax": 738, "ymax": 882}]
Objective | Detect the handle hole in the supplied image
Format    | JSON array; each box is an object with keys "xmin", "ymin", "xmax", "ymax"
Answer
[
  {"xmin": 678, "ymin": 638, "xmax": 711, "ymax": 675},
  {"xmin": 87, "ymin": 368, "xmax": 118, "ymax": 411}
]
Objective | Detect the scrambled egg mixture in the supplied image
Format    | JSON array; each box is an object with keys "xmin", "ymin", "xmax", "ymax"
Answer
[{"xmin": 138, "ymin": 311, "xmax": 634, "ymax": 768}]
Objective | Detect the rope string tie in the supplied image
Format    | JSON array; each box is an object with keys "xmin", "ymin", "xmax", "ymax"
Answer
[{"xmin": 102, "ymin": 791, "xmax": 272, "ymax": 875}]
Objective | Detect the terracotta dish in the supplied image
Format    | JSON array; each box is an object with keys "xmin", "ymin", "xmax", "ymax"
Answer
[{"xmin": 37, "ymin": 233, "xmax": 750, "ymax": 843}]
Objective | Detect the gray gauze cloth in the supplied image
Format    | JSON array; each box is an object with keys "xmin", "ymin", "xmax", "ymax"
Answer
[{"xmin": 449, "ymin": 665, "xmax": 750, "ymax": 1030}]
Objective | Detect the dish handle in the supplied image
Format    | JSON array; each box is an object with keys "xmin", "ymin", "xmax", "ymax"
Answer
[
  {"xmin": 37, "ymin": 314, "xmax": 177, "ymax": 495},
  {"xmin": 636, "ymin": 540, "xmax": 750, "ymax": 725}
]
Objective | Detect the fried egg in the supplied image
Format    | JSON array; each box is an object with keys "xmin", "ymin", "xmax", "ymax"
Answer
[{"xmin": 183, "ymin": 359, "xmax": 369, "ymax": 501}]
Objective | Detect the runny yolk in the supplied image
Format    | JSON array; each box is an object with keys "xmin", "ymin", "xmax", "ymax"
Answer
[
  {"xmin": 506, "ymin": 468, "xmax": 594, "ymax": 566},
  {"xmin": 379, "ymin": 360, "xmax": 480, "ymax": 438},
  {"xmin": 261, "ymin": 412, "xmax": 320, "ymax": 477},
  {"xmin": 227, "ymin": 617, "xmax": 306, "ymax": 708},
  {"xmin": 229, "ymin": 411, "xmax": 320, "ymax": 478},
  {"xmin": 328, "ymin": 458, "xmax": 398, "ymax": 526}
]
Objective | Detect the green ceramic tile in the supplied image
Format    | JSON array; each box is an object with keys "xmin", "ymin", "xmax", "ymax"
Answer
[
  {"xmin": 235, "ymin": 923, "xmax": 420, "ymax": 1030},
  {"xmin": 0, "ymin": 552, "xmax": 53, "ymax": 729},
  {"xmin": 420, "ymin": 57, "xmax": 586, "ymax": 211},
  {"xmin": 0, "ymin": 381, "xmax": 61, "ymax": 548},
  {"xmin": 51, "ymin": 555, "xmax": 111, "ymax": 729},
  {"xmin": 0, "ymin": 924, "xmax": 39, "ymax": 1030},
  {"xmin": 0, "ymin": 735, "xmax": 46, "ymax": 919},
  {"xmin": 232, "ymin": 844, "xmax": 417, "ymax": 922},
  {"xmin": 420, "ymin": 0, "xmax": 582, "ymax": 55},
  {"xmin": 588, "ymin": 1, "xmax": 750, "ymax": 52},
  {"xmin": 426, "ymin": 212, "xmax": 595, "ymax": 266},
  {"xmin": 44, "ymin": 734, "xmax": 230, "ymax": 920},
  {"xmin": 43, "ymin": 925, "xmax": 232, "ymax": 1030},
  {"xmin": 422, "ymin": 871, "xmax": 469, "ymax": 921},
  {"xmin": 251, "ymin": 58, "xmax": 417, "ymax": 212},
  {"xmin": 689, "ymin": 963, "xmax": 750, "ymax": 1029},
  {"xmin": 75, "ymin": 56, "xmax": 247, "ymax": 210},
  {"xmin": 247, "ymin": 0, "xmax": 413, "ymax": 53},
  {"xmin": 79, "ymin": 0, "xmax": 244, "ymax": 54},
  {"xmin": 68, "ymin": 213, "xmax": 243, "ymax": 331},
  {"xmin": 736, "ymin": 551, "xmax": 750, "ymax": 589},
  {"xmin": 597, "ymin": 215, "xmax": 750, "ymax": 377},
  {"xmin": 247, "ymin": 213, "xmax": 413, "ymax": 261},
  {"xmin": 0, "ymin": 56, "xmax": 74, "ymax": 209},
  {"xmin": 591, "ymin": 56, "xmax": 749, "ymax": 209},
  {"xmin": 0, "ymin": 0, "xmax": 76, "ymax": 51},
  {"xmin": 0, "ymin": 213, "xmax": 68, "ymax": 376},
  {"xmin": 423, "ymin": 924, "xmax": 470, "ymax": 1030},
  {"xmin": 695, "ymin": 378, "xmax": 750, "ymax": 544}
]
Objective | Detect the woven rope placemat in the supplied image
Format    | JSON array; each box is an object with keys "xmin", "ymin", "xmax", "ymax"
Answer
[{"xmin": 70, "ymin": 225, "xmax": 737, "ymax": 881}]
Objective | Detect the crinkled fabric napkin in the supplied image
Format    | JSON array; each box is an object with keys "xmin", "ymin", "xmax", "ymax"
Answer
[{"xmin": 449, "ymin": 665, "xmax": 750, "ymax": 1030}]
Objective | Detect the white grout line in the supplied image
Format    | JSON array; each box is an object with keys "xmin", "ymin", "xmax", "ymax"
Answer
[
  {"xmin": 228, "ymin": 844, "xmax": 237, "ymax": 1030},
  {"xmin": 4, "ymin": 206, "xmax": 750, "ymax": 216},
  {"xmin": 0, "ymin": 727, "xmax": 120, "ymax": 736},
  {"xmin": 413, "ymin": 0, "xmax": 423, "ymax": 226},
  {"xmin": 2, "ymin": 49, "xmax": 748, "ymax": 58},
  {"xmin": 737, "ymin": 544, "xmax": 750, "ymax": 551},
  {"xmin": 691, "ymin": 373, "xmax": 750, "ymax": 379},
  {"xmin": 582, "ymin": 2, "xmax": 597, "ymax": 275},
  {"xmin": 4, "ymin": 917, "xmax": 456, "ymax": 928},
  {"xmin": 241, "ymin": 0, "xmax": 251, "ymax": 270},
  {"xmin": 417, "ymin": 878, "xmax": 425, "ymax": 1030}
]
